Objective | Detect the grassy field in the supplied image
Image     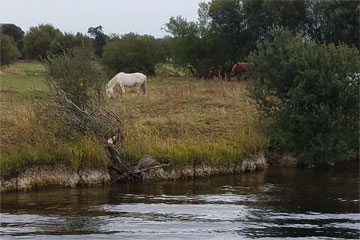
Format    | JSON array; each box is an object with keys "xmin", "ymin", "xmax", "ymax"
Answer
[{"xmin": 0, "ymin": 62, "xmax": 268, "ymax": 177}]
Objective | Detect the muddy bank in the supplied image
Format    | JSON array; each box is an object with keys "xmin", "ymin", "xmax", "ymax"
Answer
[
  {"xmin": 0, "ymin": 165, "xmax": 111, "ymax": 193},
  {"xmin": 0, "ymin": 154, "xmax": 267, "ymax": 193},
  {"xmin": 143, "ymin": 153, "xmax": 267, "ymax": 180}
]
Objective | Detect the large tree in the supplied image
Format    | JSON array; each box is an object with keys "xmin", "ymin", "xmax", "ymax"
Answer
[
  {"xmin": 87, "ymin": 25, "xmax": 109, "ymax": 57},
  {"xmin": 50, "ymin": 32, "xmax": 94, "ymax": 57},
  {"xmin": 305, "ymin": 0, "xmax": 360, "ymax": 47},
  {"xmin": 0, "ymin": 30, "xmax": 21, "ymax": 65},
  {"xmin": 164, "ymin": 16, "xmax": 211, "ymax": 77},
  {"xmin": 24, "ymin": 24, "xmax": 62, "ymax": 60},
  {"xmin": 102, "ymin": 33, "xmax": 165, "ymax": 76},
  {"xmin": 0, "ymin": 24, "xmax": 24, "ymax": 54}
]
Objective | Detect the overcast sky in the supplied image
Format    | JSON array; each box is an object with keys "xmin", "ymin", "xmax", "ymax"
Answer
[{"xmin": 0, "ymin": 0, "xmax": 206, "ymax": 38}]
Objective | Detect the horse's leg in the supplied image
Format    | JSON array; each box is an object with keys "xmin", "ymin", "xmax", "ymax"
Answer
[
  {"xmin": 141, "ymin": 81, "xmax": 146, "ymax": 95},
  {"xmin": 136, "ymin": 82, "xmax": 146, "ymax": 95},
  {"xmin": 141, "ymin": 81, "xmax": 147, "ymax": 95},
  {"xmin": 136, "ymin": 84, "xmax": 141, "ymax": 95},
  {"xmin": 120, "ymin": 85, "xmax": 125, "ymax": 97}
]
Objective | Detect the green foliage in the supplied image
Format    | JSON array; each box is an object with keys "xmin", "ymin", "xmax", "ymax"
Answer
[
  {"xmin": 24, "ymin": 24, "xmax": 62, "ymax": 60},
  {"xmin": 0, "ymin": 134, "xmax": 109, "ymax": 179},
  {"xmin": 87, "ymin": 25, "xmax": 109, "ymax": 57},
  {"xmin": 248, "ymin": 29, "xmax": 360, "ymax": 166},
  {"xmin": 209, "ymin": 0, "xmax": 254, "ymax": 62},
  {"xmin": 164, "ymin": 16, "xmax": 216, "ymax": 78},
  {"xmin": 102, "ymin": 33, "xmax": 165, "ymax": 76},
  {"xmin": 305, "ymin": 0, "xmax": 360, "ymax": 47},
  {"xmin": 0, "ymin": 31, "xmax": 21, "ymax": 65},
  {"xmin": 45, "ymin": 48, "xmax": 104, "ymax": 109},
  {"xmin": 50, "ymin": 32, "xmax": 94, "ymax": 57},
  {"xmin": 164, "ymin": 0, "xmax": 359, "ymax": 78},
  {"xmin": 323, "ymin": 0, "xmax": 360, "ymax": 47},
  {"xmin": 1, "ymin": 62, "xmax": 45, "ymax": 76},
  {"xmin": 0, "ymin": 24, "xmax": 24, "ymax": 54}
]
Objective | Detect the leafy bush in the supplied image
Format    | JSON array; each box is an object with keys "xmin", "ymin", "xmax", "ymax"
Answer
[
  {"xmin": 248, "ymin": 29, "xmax": 360, "ymax": 166},
  {"xmin": 102, "ymin": 33, "xmax": 165, "ymax": 76},
  {"xmin": 24, "ymin": 24, "xmax": 62, "ymax": 60},
  {"xmin": 0, "ymin": 31, "xmax": 21, "ymax": 65},
  {"xmin": 49, "ymin": 32, "xmax": 94, "ymax": 57},
  {"xmin": 0, "ymin": 24, "xmax": 24, "ymax": 54},
  {"xmin": 45, "ymin": 48, "xmax": 104, "ymax": 109}
]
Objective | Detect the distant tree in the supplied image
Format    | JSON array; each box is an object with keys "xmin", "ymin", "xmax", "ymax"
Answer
[
  {"xmin": 305, "ymin": 0, "xmax": 360, "ymax": 47},
  {"xmin": 102, "ymin": 33, "xmax": 165, "ymax": 76},
  {"xmin": 248, "ymin": 29, "xmax": 360, "ymax": 166},
  {"xmin": 208, "ymin": 0, "xmax": 253, "ymax": 63},
  {"xmin": 323, "ymin": 0, "xmax": 359, "ymax": 48},
  {"xmin": 157, "ymin": 36, "xmax": 173, "ymax": 62},
  {"xmin": 87, "ymin": 25, "xmax": 109, "ymax": 57},
  {"xmin": 50, "ymin": 32, "xmax": 94, "ymax": 57},
  {"xmin": 164, "ymin": 16, "xmax": 213, "ymax": 77},
  {"xmin": 0, "ymin": 24, "xmax": 24, "ymax": 54},
  {"xmin": 164, "ymin": 0, "xmax": 359, "ymax": 78},
  {"xmin": 24, "ymin": 24, "xmax": 62, "ymax": 60},
  {"xmin": 0, "ymin": 30, "xmax": 21, "ymax": 65}
]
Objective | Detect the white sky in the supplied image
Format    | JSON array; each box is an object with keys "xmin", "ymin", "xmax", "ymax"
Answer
[{"xmin": 0, "ymin": 0, "xmax": 206, "ymax": 38}]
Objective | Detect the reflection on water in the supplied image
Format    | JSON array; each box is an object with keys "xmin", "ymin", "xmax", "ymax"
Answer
[{"xmin": 1, "ymin": 162, "xmax": 359, "ymax": 239}]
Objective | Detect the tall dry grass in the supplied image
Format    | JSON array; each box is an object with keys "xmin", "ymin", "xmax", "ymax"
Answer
[
  {"xmin": 108, "ymin": 77, "xmax": 268, "ymax": 165},
  {"xmin": 0, "ymin": 72, "xmax": 268, "ymax": 178},
  {"xmin": 0, "ymin": 94, "xmax": 108, "ymax": 179}
]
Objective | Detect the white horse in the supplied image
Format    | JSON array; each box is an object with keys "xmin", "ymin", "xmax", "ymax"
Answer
[{"xmin": 106, "ymin": 72, "xmax": 147, "ymax": 98}]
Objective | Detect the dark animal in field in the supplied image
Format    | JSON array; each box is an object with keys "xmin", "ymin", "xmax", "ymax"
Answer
[
  {"xmin": 208, "ymin": 67, "xmax": 223, "ymax": 79},
  {"xmin": 230, "ymin": 62, "xmax": 252, "ymax": 79}
]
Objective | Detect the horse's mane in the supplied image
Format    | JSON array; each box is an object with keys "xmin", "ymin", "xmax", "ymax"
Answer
[{"xmin": 106, "ymin": 75, "xmax": 119, "ymax": 89}]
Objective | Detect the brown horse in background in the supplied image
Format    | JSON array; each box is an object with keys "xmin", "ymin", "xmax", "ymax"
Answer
[
  {"xmin": 208, "ymin": 67, "xmax": 223, "ymax": 79},
  {"xmin": 230, "ymin": 62, "xmax": 252, "ymax": 79}
]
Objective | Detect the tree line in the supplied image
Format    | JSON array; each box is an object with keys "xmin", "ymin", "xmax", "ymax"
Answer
[
  {"xmin": 0, "ymin": 24, "xmax": 166, "ymax": 76},
  {"xmin": 165, "ymin": 0, "xmax": 359, "ymax": 78},
  {"xmin": 1, "ymin": 0, "xmax": 358, "ymax": 77}
]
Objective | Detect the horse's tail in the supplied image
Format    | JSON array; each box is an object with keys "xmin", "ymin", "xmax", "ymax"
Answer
[{"xmin": 140, "ymin": 77, "xmax": 147, "ymax": 95}]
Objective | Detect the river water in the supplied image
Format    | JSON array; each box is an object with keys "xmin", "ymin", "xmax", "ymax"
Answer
[{"xmin": 1, "ymin": 163, "xmax": 359, "ymax": 239}]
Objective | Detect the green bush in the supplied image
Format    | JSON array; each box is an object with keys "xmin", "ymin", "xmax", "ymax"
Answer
[
  {"xmin": 248, "ymin": 29, "xmax": 360, "ymax": 167},
  {"xmin": 0, "ymin": 31, "xmax": 21, "ymax": 65},
  {"xmin": 24, "ymin": 24, "xmax": 62, "ymax": 60},
  {"xmin": 0, "ymin": 24, "xmax": 24, "ymax": 54},
  {"xmin": 49, "ymin": 32, "xmax": 94, "ymax": 57},
  {"xmin": 45, "ymin": 48, "xmax": 104, "ymax": 109},
  {"xmin": 102, "ymin": 33, "xmax": 165, "ymax": 76}
]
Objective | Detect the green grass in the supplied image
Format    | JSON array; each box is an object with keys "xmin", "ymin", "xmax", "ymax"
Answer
[
  {"xmin": 0, "ymin": 75, "xmax": 47, "ymax": 92},
  {"xmin": 1, "ymin": 61, "xmax": 45, "ymax": 76},
  {"xmin": 155, "ymin": 63, "xmax": 191, "ymax": 77}
]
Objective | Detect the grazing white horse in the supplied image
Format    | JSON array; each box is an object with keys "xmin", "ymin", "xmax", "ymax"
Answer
[{"xmin": 106, "ymin": 72, "xmax": 147, "ymax": 98}]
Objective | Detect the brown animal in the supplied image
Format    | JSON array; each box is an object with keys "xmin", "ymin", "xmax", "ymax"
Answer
[
  {"xmin": 230, "ymin": 62, "xmax": 252, "ymax": 78},
  {"xmin": 208, "ymin": 67, "xmax": 223, "ymax": 79}
]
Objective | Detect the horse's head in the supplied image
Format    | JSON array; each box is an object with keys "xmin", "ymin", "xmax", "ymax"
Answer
[
  {"xmin": 230, "ymin": 63, "xmax": 239, "ymax": 77},
  {"xmin": 106, "ymin": 86, "xmax": 114, "ymax": 98},
  {"xmin": 230, "ymin": 62, "xmax": 251, "ymax": 77}
]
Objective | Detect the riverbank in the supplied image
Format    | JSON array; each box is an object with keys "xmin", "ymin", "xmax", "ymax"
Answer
[
  {"xmin": 0, "ymin": 62, "xmax": 268, "ymax": 193},
  {"xmin": 0, "ymin": 153, "xmax": 267, "ymax": 192}
]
